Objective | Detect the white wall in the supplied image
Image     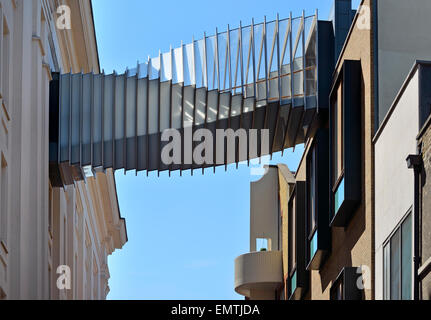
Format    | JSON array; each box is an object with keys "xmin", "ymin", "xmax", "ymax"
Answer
[
  {"xmin": 374, "ymin": 70, "xmax": 419, "ymax": 299},
  {"xmin": 250, "ymin": 166, "xmax": 279, "ymax": 252}
]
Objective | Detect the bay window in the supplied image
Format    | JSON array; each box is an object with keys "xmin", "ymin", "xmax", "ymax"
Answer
[
  {"xmin": 288, "ymin": 182, "xmax": 308, "ymax": 299},
  {"xmin": 329, "ymin": 60, "xmax": 362, "ymax": 227},
  {"xmin": 306, "ymin": 129, "xmax": 330, "ymax": 270}
]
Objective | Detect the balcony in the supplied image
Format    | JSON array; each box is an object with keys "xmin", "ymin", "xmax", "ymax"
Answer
[{"xmin": 234, "ymin": 250, "xmax": 283, "ymax": 299}]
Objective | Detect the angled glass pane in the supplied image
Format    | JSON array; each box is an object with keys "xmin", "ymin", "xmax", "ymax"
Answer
[
  {"xmin": 334, "ymin": 177, "xmax": 345, "ymax": 215},
  {"xmin": 137, "ymin": 61, "xmax": 148, "ymax": 79},
  {"xmin": 266, "ymin": 20, "xmax": 279, "ymax": 100},
  {"xmin": 161, "ymin": 51, "xmax": 172, "ymax": 82},
  {"xmin": 310, "ymin": 231, "xmax": 318, "ymax": 261},
  {"xmin": 172, "ymin": 47, "xmax": 184, "ymax": 84},
  {"xmin": 279, "ymin": 18, "xmax": 291, "ymax": 99},
  {"xmin": 149, "ymin": 56, "xmax": 160, "ymax": 80},
  {"xmin": 206, "ymin": 35, "xmax": 217, "ymax": 90},
  {"xmin": 241, "ymin": 25, "xmax": 254, "ymax": 97},
  {"xmin": 291, "ymin": 270, "xmax": 297, "ymax": 294},
  {"xmin": 229, "ymin": 28, "xmax": 241, "ymax": 94},
  {"xmin": 59, "ymin": 73, "xmax": 71, "ymax": 162},
  {"xmin": 305, "ymin": 15, "xmax": 317, "ymax": 97},
  {"xmin": 254, "ymin": 23, "xmax": 265, "ymax": 81},
  {"xmin": 292, "ymin": 16, "xmax": 304, "ymax": 97},
  {"xmin": 217, "ymin": 31, "xmax": 228, "ymax": 91},
  {"xmin": 266, "ymin": 20, "xmax": 278, "ymax": 74},
  {"xmin": 384, "ymin": 242, "xmax": 391, "ymax": 300},
  {"xmin": 194, "ymin": 39, "xmax": 206, "ymax": 88},
  {"xmin": 254, "ymin": 22, "xmax": 266, "ymax": 101},
  {"xmin": 390, "ymin": 228, "xmax": 401, "ymax": 300},
  {"xmin": 401, "ymin": 214, "xmax": 413, "ymax": 300},
  {"xmin": 183, "ymin": 43, "xmax": 194, "ymax": 86},
  {"xmin": 279, "ymin": 18, "xmax": 291, "ymax": 68}
]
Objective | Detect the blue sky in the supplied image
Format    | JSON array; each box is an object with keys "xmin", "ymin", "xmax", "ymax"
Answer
[{"xmin": 92, "ymin": 0, "xmax": 360, "ymax": 300}]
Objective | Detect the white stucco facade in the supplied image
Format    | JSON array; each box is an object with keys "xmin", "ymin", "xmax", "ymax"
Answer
[
  {"xmin": 0, "ymin": 0, "xmax": 126, "ymax": 300},
  {"xmin": 374, "ymin": 68, "xmax": 420, "ymax": 300}
]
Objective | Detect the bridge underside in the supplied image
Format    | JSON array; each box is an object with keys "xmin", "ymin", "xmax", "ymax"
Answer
[{"xmin": 50, "ymin": 12, "xmax": 322, "ymax": 175}]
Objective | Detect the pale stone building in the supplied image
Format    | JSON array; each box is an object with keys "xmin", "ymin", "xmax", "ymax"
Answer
[{"xmin": 0, "ymin": 0, "xmax": 127, "ymax": 300}]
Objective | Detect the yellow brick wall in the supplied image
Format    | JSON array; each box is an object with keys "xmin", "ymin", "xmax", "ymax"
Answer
[{"xmin": 308, "ymin": 0, "xmax": 375, "ymax": 300}]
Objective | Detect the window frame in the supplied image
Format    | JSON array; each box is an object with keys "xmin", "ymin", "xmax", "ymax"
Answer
[
  {"xmin": 330, "ymin": 273, "xmax": 344, "ymax": 300},
  {"xmin": 331, "ymin": 81, "xmax": 344, "ymax": 186},
  {"xmin": 329, "ymin": 60, "xmax": 362, "ymax": 227},
  {"xmin": 288, "ymin": 190, "xmax": 297, "ymax": 284},
  {"xmin": 330, "ymin": 267, "xmax": 364, "ymax": 300},
  {"xmin": 306, "ymin": 129, "xmax": 331, "ymax": 270},
  {"xmin": 287, "ymin": 181, "xmax": 308, "ymax": 300},
  {"xmin": 307, "ymin": 145, "xmax": 318, "ymax": 262},
  {"xmin": 383, "ymin": 210, "xmax": 413, "ymax": 300},
  {"xmin": 0, "ymin": 152, "xmax": 8, "ymax": 248}
]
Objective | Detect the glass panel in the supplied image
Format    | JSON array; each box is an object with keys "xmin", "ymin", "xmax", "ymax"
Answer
[
  {"xmin": 401, "ymin": 214, "xmax": 413, "ymax": 300},
  {"xmin": 279, "ymin": 18, "xmax": 291, "ymax": 68},
  {"xmin": 390, "ymin": 228, "xmax": 401, "ymax": 300},
  {"xmin": 206, "ymin": 36, "xmax": 217, "ymax": 90},
  {"xmin": 161, "ymin": 52, "xmax": 172, "ymax": 82},
  {"xmin": 253, "ymin": 23, "xmax": 265, "ymax": 81},
  {"xmin": 172, "ymin": 47, "xmax": 183, "ymax": 84},
  {"xmin": 384, "ymin": 242, "xmax": 391, "ymax": 300},
  {"xmin": 183, "ymin": 43, "xmax": 194, "ymax": 86},
  {"xmin": 332, "ymin": 97, "xmax": 338, "ymax": 184},
  {"xmin": 292, "ymin": 196, "xmax": 296, "ymax": 266},
  {"xmin": 229, "ymin": 28, "xmax": 241, "ymax": 94},
  {"xmin": 290, "ymin": 270, "xmax": 297, "ymax": 295},
  {"xmin": 267, "ymin": 20, "xmax": 279, "ymax": 101},
  {"xmin": 310, "ymin": 147, "xmax": 316, "ymax": 231},
  {"xmin": 334, "ymin": 177, "xmax": 345, "ymax": 216},
  {"xmin": 279, "ymin": 18, "xmax": 291, "ymax": 99},
  {"xmin": 289, "ymin": 195, "xmax": 297, "ymax": 272},
  {"xmin": 310, "ymin": 231, "xmax": 318, "ymax": 261},
  {"xmin": 137, "ymin": 61, "xmax": 148, "ymax": 79},
  {"xmin": 304, "ymin": 16, "xmax": 317, "ymax": 97},
  {"xmin": 266, "ymin": 21, "xmax": 278, "ymax": 74},
  {"xmin": 291, "ymin": 16, "xmax": 304, "ymax": 98},
  {"xmin": 217, "ymin": 32, "xmax": 228, "ymax": 91},
  {"xmin": 149, "ymin": 56, "xmax": 160, "ymax": 80},
  {"xmin": 194, "ymin": 39, "xmax": 206, "ymax": 88},
  {"xmin": 241, "ymin": 26, "xmax": 253, "ymax": 90}
]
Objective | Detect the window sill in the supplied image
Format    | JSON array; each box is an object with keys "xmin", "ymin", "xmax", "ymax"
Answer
[
  {"xmin": 306, "ymin": 231, "xmax": 329, "ymax": 271},
  {"xmin": 330, "ymin": 175, "xmax": 359, "ymax": 227}
]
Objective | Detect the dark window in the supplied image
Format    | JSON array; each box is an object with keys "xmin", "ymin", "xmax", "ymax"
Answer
[
  {"xmin": 287, "ymin": 182, "xmax": 308, "ymax": 299},
  {"xmin": 329, "ymin": 60, "xmax": 361, "ymax": 227},
  {"xmin": 331, "ymin": 277, "xmax": 344, "ymax": 300},
  {"xmin": 307, "ymin": 147, "xmax": 318, "ymax": 261},
  {"xmin": 330, "ymin": 267, "xmax": 363, "ymax": 300},
  {"xmin": 331, "ymin": 84, "xmax": 345, "ymax": 218},
  {"xmin": 306, "ymin": 129, "xmax": 330, "ymax": 270},
  {"xmin": 289, "ymin": 193, "xmax": 297, "ymax": 295},
  {"xmin": 331, "ymin": 83, "xmax": 344, "ymax": 186},
  {"xmin": 383, "ymin": 213, "xmax": 413, "ymax": 300}
]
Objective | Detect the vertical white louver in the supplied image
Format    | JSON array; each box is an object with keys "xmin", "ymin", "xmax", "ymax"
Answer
[{"xmin": 57, "ymin": 13, "xmax": 318, "ymax": 175}]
